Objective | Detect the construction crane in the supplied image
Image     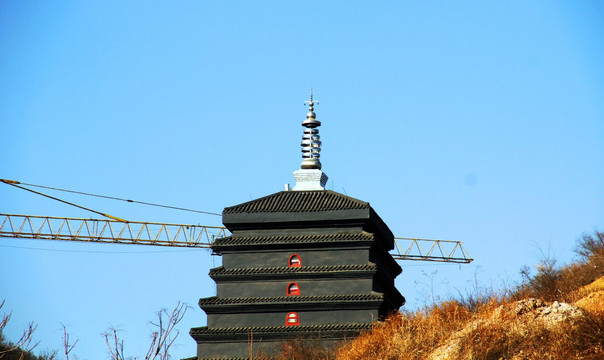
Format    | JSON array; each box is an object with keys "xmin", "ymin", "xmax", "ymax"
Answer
[
  {"xmin": 0, "ymin": 178, "xmax": 473, "ymax": 263},
  {"xmin": 0, "ymin": 213, "xmax": 473, "ymax": 263}
]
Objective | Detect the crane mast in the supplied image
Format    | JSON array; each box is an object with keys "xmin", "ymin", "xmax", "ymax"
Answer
[{"xmin": 0, "ymin": 213, "xmax": 473, "ymax": 263}]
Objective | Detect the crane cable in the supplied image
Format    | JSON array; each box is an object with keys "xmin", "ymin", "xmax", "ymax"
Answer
[
  {"xmin": 1, "ymin": 179, "xmax": 128, "ymax": 222},
  {"xmin": 1, "ymin": 179, "xmax": 222, "ymax": 221},
  {"xmin": 6, "ymin": 179, "xmax": 222, "ymax": 216}
]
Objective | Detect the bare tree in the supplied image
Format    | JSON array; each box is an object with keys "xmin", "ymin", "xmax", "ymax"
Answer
[
  {"xmin": 144, "ymin": 302, "xmax": 189, "ymax": 360},
  {"xmin": 104, "ymin": 302, "xmax": 190, "ymax": 360},
  {"xmin": 0, "ymin": 301, "xmax": 78, "ymax": 360},
  {"xmin": 0, "ymin": 300, "xmax": 40, "ymax": 359},
  {"xmin": 103, "ymin": 328, "xmax": 126, "ymax": 360},
  {"xmin": 61, "ymin": 324, "xmax": 78, "ymax": 360}
]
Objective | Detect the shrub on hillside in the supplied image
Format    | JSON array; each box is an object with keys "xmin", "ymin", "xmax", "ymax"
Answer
[{"xmin": 517, "ymin": 231, "xmax": 604, "ymax": 302}]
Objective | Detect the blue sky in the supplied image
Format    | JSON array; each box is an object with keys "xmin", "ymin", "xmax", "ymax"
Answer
[{"xmin": 1, "ymin": 1, "xmax": 602, "ymax": 359}]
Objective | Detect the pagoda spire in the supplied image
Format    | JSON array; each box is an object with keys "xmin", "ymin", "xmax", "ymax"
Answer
[
  {"xmin": 292, "ymin": 89, "xmax": 328, "ymax": 191},
  {"xmin": 301, "ymin": 88, "xmax": 322, "ymax": 169}
]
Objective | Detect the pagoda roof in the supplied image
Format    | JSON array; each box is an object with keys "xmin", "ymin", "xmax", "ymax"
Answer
[
  {"xmin": 190, "ymin": 322, "xmax": 372, "ymax": 343},
  {"xmin": 223, "ymin": 190, "xmax": 369, "ymax": 214},
  {"xmin": 209, "ymin": 263, "xmax": 377, "ymax": 280},
  {"xmin": 199, "ymin": 293, "xmax": 383, "ymax": 306},
  {"xmin": 198, "ymin": 293, "xmax": 385, "ymax": 314},
  {"xmin": 212, "ymin": 232, "xmax": 376, "ymax": 252},
  {"xmin": 221, "ymin": 191, "xmax": 394, "ymax": 243},
  {"xmin": 191, "ymin": 322, "xmax": 372, "ymax": 336}
]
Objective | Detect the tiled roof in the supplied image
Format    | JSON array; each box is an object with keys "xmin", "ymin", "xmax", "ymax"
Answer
[
  {"xmin": 190, "ymin": 322, "xmax": 372, "ymax": 336},
  {"xmin": 213, "ymin": 232, "xmax": 374, "ymax": 247},
  {"xmin": 223, "ymin": 191, "xmax": 369, "ymax": 214},
  {"xmin": 209, "ymin": 264, "xmax": 377, "ymax": 277},
  {"xmin": 199, "ymin": 293, "xmax": 383, "ymax": 307}
]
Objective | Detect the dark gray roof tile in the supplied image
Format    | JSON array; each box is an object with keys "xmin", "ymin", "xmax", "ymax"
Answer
[
  {"xmin": 190, "ymin": 322, "xmax": 372, "ymax": 336},
  {"xmin": 223, "ymin": 191, "xmax": 369, "ymax": 214},
  {"xmin": 213, "ymin": 232, "xmax": 374, "ymax": 247},
  {"xmin": 209, "ymin": 264, "xmax": 377, "ymax": 276},
  {"xmin": 199, "ymin": 293, "xmax": 383, "ymax": 307}
]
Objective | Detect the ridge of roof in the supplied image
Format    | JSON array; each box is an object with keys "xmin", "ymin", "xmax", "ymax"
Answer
[
  {"xmin": 213, "ymin": 232, "xmax": 374, "ymax": 247},
  {"xmin": 199, "ymin": 293, "xmax": 383, "ymax": 307},
  {"xmin": 209, "ymin": 263, "xmax": 377, "ymax": 276},
  {"xmin": 222, "ymin": 190, "xmax": 369, "ymax": 214},
  {"xmin": 190, "ymin": 322, "xmax": 372, "ymax": 336}
]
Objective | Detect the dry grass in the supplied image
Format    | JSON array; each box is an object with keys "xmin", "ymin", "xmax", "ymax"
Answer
[{"xmin": 335, "ymin": 301, "xmax": 474, "ymax": 360}]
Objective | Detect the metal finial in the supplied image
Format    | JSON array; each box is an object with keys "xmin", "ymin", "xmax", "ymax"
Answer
[{"xmin": 304, "ymin": 88, "xmax": 318, "ymax": 111}]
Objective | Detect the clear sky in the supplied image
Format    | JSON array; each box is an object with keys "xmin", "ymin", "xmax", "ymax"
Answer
[{"xmin": 1, "ymin": 1, "xmax": 602, "ymax": 359}]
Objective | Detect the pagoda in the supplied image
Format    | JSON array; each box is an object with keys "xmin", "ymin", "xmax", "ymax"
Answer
[{"xmin": 190, "ymin": 93, "xmax": 404, "ymax": 359}]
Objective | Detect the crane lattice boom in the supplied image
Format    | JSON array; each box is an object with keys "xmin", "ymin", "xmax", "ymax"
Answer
[
  {"xmin": 0, "ymin": 214, "xmax": 472, "ymax": 263},
  {"xmin": 393, "ymin": 237, "xmax": 473, "ymax": 263},
  {"xmin": 0, "ymin": 213, "xmax": 227, "ymax": 248}
]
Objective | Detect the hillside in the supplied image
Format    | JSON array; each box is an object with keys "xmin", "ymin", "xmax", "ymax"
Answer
[
  {"xmin": 335, "ymin": 278, "xmax": 603, "ymax": 359},
  {"xmin": 333, "ymin": 231, "xmax": 604, "ymax": 360}
]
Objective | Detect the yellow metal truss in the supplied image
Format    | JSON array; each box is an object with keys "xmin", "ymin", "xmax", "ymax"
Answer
[
  {"xmin": 0, "ymin": 214, "xmax": 472, "ymax": 263},
  {"xmin": 0, "ymin": 213, "xmax": 227, "ymax": 248},
  {"xmin": 393, "ymin": 237, "xmax": 473, "ymax": 263}
]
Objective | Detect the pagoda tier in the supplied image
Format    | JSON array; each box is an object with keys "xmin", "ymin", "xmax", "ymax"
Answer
[{"xmin": 191, "ymin": 323, "xmax": 372, "ymax": 360}]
